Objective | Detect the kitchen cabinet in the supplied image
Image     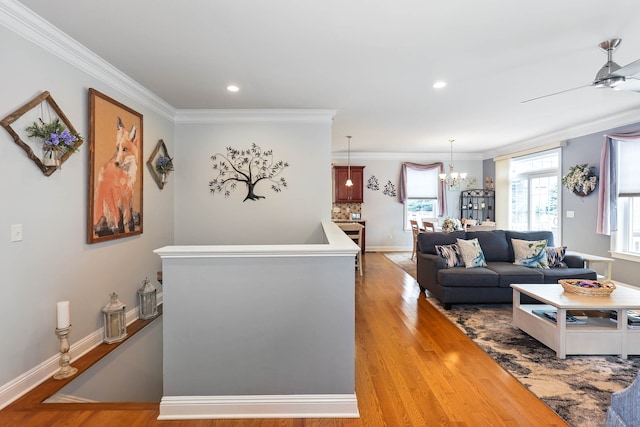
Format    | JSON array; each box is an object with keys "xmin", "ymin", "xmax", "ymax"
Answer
[{"xmin": 334, "ymin": 166, "xmax": 364, "ymax": 203}]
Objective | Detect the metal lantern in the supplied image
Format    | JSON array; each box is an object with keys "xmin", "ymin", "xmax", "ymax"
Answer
[
  {"xmin": 137, "ymin": 277, "xmax": 158, "ymax": 320},
  {"xmin": 102, "ymin": 292, "xmax": 127, "ymax": 344}
]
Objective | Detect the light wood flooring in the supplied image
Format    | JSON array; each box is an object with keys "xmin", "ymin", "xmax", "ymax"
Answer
[{"xmin": 0, "ymin": 253, "xmax": 567, "ymax": 426}]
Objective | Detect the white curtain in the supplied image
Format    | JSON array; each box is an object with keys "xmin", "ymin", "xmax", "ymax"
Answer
[{"xmin": 494, "ymin": 157, "xmax": 510, "ymax": 230}]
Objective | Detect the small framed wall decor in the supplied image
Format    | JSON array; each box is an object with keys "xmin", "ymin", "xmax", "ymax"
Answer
[
  {"xmin": 147, "ymin": 139, "xmax": 173, "ymax": 190},
  {"xmin": 0, "ymin": 91, "xmax": 83, "ymax": 176}
]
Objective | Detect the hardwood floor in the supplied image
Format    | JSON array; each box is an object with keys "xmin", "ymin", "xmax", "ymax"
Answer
[{"xmin": 0, "ymin": 253, "xmax": 567, "ymax": 426}]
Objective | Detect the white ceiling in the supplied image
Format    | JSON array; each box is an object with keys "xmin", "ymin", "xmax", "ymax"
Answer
[{"xmin": 15, "ymin": 0, "xmax": 640, "ymax": 156}]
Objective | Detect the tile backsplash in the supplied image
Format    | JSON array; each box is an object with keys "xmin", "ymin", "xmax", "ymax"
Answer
[{"xmin": 331, "ymin": 203, "xmax": 362, "ymax": 220}]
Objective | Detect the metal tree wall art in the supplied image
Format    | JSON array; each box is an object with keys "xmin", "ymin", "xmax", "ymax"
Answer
[
  {"xmin": 383, "ymin": 181, "xmax": 397, "ymax": 197},
  {"xmin": 209, "ymin": 143, "xmax": 289, "ymax": 202},
  {"xmin": 367, "ymin": 175, "xmax": 380, "ymax": 191}
]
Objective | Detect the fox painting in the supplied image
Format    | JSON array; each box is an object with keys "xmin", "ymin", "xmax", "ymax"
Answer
[{"xmin": 93, "ymin": 117, "xmax": 140, "ymax": 237}]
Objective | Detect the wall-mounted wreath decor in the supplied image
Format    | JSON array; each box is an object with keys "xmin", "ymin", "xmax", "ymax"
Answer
[
  {"xmin": 562, "ymin": 163, "xmax": 598, "ymax": 196},
  {"xmin": 1, "ymin": 91, "xmax": 83, "ymax": 176},
  {"xmin": 147, "ymin": 139, "xmax": 173, "ymax": 190},
  {"xmin": 209, "ymin": 143, "xmax": 289, "ymax": 202}
]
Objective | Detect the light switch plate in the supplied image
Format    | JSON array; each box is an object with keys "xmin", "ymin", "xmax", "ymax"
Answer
[
  {"xmin": 11, "ymin": 224, "xmax": 22, "ymax": 242},
  {"xmin": 566, "ymin": 211, "xmax": 575, "ymax": 218}
]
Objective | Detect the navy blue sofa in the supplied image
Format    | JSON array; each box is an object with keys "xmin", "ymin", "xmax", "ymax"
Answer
[{"xmin": 416, "ymin": 230, "xmax": 597, "ymax": 309}]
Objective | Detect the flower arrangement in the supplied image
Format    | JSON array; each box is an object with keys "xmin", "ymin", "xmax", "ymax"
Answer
[
  {"xmin": 155, "ymin": 156, "xmax": 174, "ymax": 174},
  {"xmin": 562, "ymin": 164, "xmax": 598, "ymax": 196},
  {"xmin": 26, "ymin": 118, "xmax": 80, "ymax": 152},
  {"xmin": 441, "ymin": 217, "xmax": 462, "ymax": 232}
]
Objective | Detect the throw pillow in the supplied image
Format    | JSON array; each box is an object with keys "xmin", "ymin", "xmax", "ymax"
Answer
[
  {"xmin": 435, "ymin": 244, "xmax": 462, "ymax": 268},
  {"xmin": 456, "ymin": 238, "xmax": 487, "ymax": 268},
  {"xmin": 512, "ymin": 239, "xmax": 549, "ymax": 269},
  {"xmin": 546, "ymin": 246, "xmax": 567, "ymax": 267}
]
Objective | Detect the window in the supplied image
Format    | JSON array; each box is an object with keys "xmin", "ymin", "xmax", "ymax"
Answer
[
  {"xmin": 613, "ymin": 140, "xmax": 640, "ymax": 256},
  {"xmin": 404, "ymin": 167, "xmax": 439, "ymax": 229},
  {"xmin": 509, "ymin": 149, "xmax": 561, "ymax": 243}
]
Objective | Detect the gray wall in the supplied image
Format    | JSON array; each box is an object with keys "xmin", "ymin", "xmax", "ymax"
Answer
[
  {"xmin": 56, "ymin": 317, "xmax": 163, "ymax": 402},
  {"xmin": 162, "ymin": 255, "xmax": 354, "ymax": 396},
  {"xmin": 0, "ymin": 23, "xmax": 174, "ymax": 389},
  {"xmin": 174, "ymin": 121, "xmax": 332, "ymax": 245},
  {"xmin": 561, "ymin": 123, "xmax": 640, "ymax": 284}
]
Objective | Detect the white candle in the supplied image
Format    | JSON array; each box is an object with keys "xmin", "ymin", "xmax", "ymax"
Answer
[{"xmin": 56, "ymin": 301, "xmax": 70, "ymax": 329}]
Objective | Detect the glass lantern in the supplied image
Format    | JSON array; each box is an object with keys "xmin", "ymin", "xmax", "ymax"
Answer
[
  {"xmin": 102, "ymin": 292, "xmax": 127, "ymax": 344},
  {"xmin": 137, "ymin": 277, "xmax": 158, "ymax": 320}
]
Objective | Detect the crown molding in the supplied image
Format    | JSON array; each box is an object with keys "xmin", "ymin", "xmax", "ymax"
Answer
[
  {"xmin": 331, "ymin": 151, "xmax": 484, "ymax": 161},
  {"xmin": 0, "ymin": 0, "xmax": 175, "ymax": 121},
  {"xmin": 175, "ymin": 109, "xmax": 336, "ymax": 124},
  {"xmin": 484, "ymin": 106, "xmax": 640, "ymax": 160}
]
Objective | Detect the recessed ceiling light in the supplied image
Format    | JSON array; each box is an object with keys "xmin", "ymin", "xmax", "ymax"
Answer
[
  {"xmin": 227, "ymin": 85, "xmax": 240, "ymax": 92},
  {"xmin": 433, "ymin": 81, "xmax": 447, "ymax": 89}
]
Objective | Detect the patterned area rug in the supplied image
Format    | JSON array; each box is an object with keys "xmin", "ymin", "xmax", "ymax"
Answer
[{"xmin": 383, "ymin": 252, "xmax": 640, "ymax": 427}]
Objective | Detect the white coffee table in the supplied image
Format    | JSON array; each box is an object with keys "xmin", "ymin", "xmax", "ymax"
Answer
[{"xmin": 511, "ymin": 282, "xmax": 640, "ymax": 359}]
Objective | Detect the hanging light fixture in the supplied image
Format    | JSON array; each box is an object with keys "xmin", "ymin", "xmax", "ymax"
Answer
[
  {"xmin": 439, "ymin": 139, "xmax": 467, "ymax": 189},
  {"xmin": 345, "ymin": 136, "xmax": 353, "ymax": 187}
]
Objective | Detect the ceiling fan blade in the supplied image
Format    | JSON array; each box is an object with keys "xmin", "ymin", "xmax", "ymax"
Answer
[
  {"xmin": 611, "ymin": 58, "xmax": 640, "ymax": 77},
  {"xmin": 520, "ymin": 84, "xmax": 591, "ymax": 104},
  {"xmin": 613, "ymin": 76, "xmax": 640, "ymax": 92}
]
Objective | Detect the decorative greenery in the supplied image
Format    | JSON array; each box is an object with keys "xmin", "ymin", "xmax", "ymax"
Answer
[
  {"xmin": 155, "ymin": 156, "xmax": 174, "ymax": 174},
  {"xmin": 562, "ymin": 164, "xmax": 598, "ymax": 196},
  {"xmin": 441, "ymin": 217, "xmax": 462, "ymax": 232},
  {"xmin": 209, "ymin": 143, "xmax": 289, "ymax": 202},
  {"xmin": 26, "ymin": 118, "xmax": 81, "ymax": 152}
]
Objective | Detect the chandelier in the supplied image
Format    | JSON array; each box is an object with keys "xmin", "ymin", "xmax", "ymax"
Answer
[{"xmin": 439, "ymin": 139, "xmax": 467, "ymax": 189}]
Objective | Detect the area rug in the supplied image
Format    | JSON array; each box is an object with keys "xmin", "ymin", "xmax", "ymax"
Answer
[{"xmin": 383, "ymin": 251, "xmax": 640, "ymax": 427}]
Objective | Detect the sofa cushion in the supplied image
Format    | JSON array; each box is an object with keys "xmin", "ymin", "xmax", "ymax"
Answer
[
  {"xmin": 438, "ymin": 267, "xmax": 499, "ymax": 287},
  {"xmin": 512, "ymin": 238, "xmax": 549, "ymax": 269},
  {"xmin": 546, "ymin": 246, "xmax": 567, "ymax": 267},
  {"xmin": 435, "ymin": 244, "xmax": 462, "ymax": 268},
  {"xmin": 466, "ymin": 230, "xmax": 510, "ymax": 262},
  {"xmin": 486, "ymin": 262, "xmax": 545, "ymax": 287},
  {"xmin": 541, "ymin": 267, "xmax": 598, "ymax": 283},
  {"xmin": 417, "ymin": 230, "xmax": 466, "ymax": 255},
  {"xmin": 457, "ymin": 238, "xmax": 488, "ymax": 268},
  {"xmin": 505, "ymin": 231, "xmax": 555, "ymax": 262}
]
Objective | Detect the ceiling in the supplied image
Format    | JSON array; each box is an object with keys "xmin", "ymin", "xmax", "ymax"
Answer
[{"xmin": 15, "ymin": 0, "xmax": 640, "ymax": 156}]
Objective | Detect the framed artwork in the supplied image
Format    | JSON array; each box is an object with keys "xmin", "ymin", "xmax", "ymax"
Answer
[{"xmin": 87, "ymin": 88, "xmax": 143, "ymax": 244}]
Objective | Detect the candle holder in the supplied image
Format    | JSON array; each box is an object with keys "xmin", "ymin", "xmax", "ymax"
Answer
[{"xmin": 53, "ymin": 326, "xmax": 78, "ymax": 380}]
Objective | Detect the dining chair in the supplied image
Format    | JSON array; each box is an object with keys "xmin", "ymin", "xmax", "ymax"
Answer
[
  {"xmin": 338, "ymin": 223, "xmax": 364, "ymax": 276},
  {"xmin": 463, "ymin": 218, "xmax": 477, "ymax": 229},
  {"xmin": 409, "ymin": 219, "xmax": 420, "ymax": 260},
  {"xmin": 422, "ymin": 220, "xmax": 436, "ymax": 232}
]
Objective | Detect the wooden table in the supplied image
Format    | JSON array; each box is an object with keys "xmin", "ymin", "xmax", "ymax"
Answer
[
  {"xmin": 511, "ymin": 282, "xmax": 640, "ymax": 359},
  {"xmin": 566, "ymin": 251, "xmax": 614, "ymax": 280}
]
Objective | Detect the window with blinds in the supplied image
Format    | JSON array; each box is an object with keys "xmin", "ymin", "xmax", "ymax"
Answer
[{"xmin": 404, "ymin": 167, "xmax": 439, "ymax": 230}]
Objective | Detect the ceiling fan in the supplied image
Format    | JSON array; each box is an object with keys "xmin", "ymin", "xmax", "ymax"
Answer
[{"xmin": 522, "ymin": 38, "xmax": 640, "ymax": 103}]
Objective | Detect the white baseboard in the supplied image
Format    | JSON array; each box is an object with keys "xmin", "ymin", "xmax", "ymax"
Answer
[
  {"xmin": 366, "ymin": 245, "xmax": 411, "ymax": 252},
  {"xmin": 158, "ymin": 394, "xmax": 359, "ymax": 420},
  {"xmin": 0, "ymin": 295, "xmax": 162, "ymax": 410}
]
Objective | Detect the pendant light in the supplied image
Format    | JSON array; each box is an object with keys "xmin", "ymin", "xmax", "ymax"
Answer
[
  {"xmin": 439, "ymin": 139, "xmax": 467, "ymax": 189},
  {"xmin": 345, "ymin": 136, "xmax": 353, "ymax": 187}
]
